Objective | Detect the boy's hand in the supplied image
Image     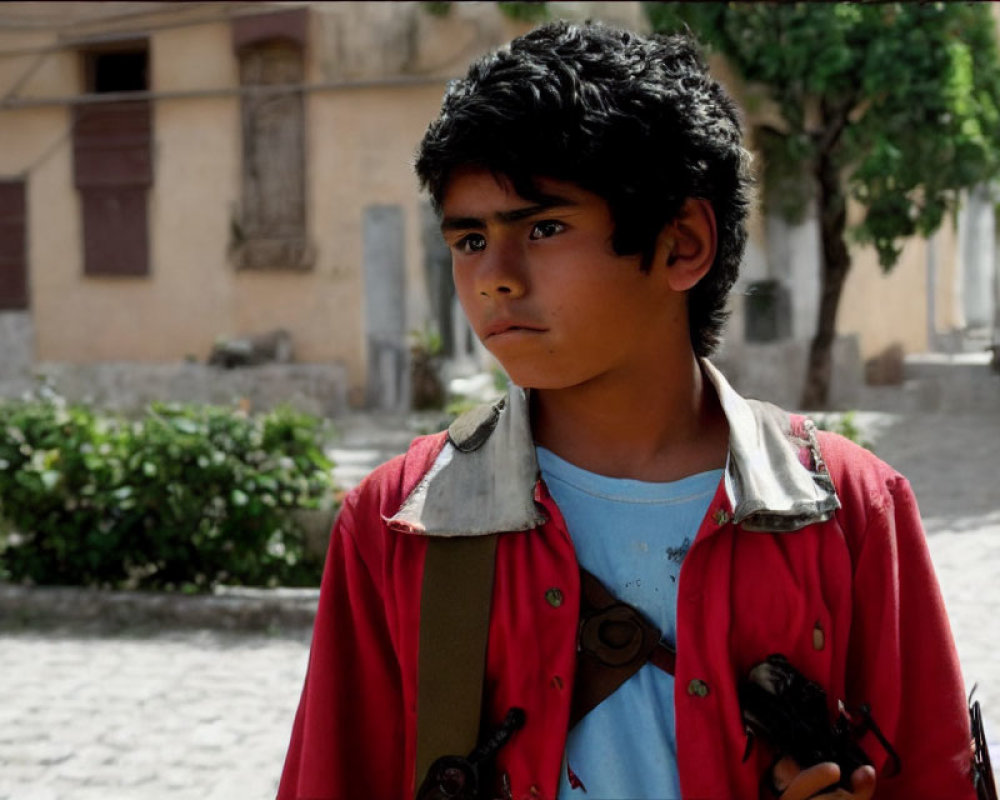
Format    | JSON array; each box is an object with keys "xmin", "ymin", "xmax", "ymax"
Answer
[{"xmin": 771, "ymin": 757, "xmax": 877, "ymax": 800}]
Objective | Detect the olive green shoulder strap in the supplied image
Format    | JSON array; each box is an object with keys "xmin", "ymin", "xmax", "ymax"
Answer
[{"xmin": 415, "ymin": 533, "xmax": 499, "ymax": 795}]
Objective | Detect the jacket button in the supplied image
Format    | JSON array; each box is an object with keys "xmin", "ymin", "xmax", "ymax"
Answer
[
  {"xmin": 687, "ymin": 678, "xmax": 710, "ymax": 697},
  {"xmin": 712, "ymin": 508, "xmax": 730, "ymax": 526},
  {"xmin": 544, "ymin": 588, "xmax": 564, "ymax": 608}
]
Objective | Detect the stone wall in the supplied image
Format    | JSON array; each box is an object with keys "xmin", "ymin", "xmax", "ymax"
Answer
[
  {"xmin": 714, "ymin": 335, "xmax": 865, "ymax": 411},
  {"xmin": 0, "ymin": 311, "xmax": 34, "ymax": 384},
  {"xmin": 714, "ymin": 337, "xmax": 1000, "ymax": 413},
  {"xmin": 0, "ymin": 361, "xmax": 349, "ymax": 418}
]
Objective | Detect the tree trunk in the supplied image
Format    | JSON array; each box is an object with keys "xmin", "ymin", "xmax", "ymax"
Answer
[{"xmin": 800, "ymin": 144, "xmax": 851, "ymax": 409}]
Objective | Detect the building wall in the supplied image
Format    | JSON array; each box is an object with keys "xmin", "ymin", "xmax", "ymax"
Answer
[
  {"xmin": 0, "ymin": 2, "xmax": 647, "ymax": 404},
  {"xmin": 0, "ymin": 5, "xmax": 460, "ymax": 397},
  {"xmin": 837, "ymin": 201, "xmax": 964, "ymax": 361},
  {"xmin": 737, "ymin": 159, "xmax": 969, "ymax": 363},
  {"xmin": 711, "ymin": 48, "xmax": 975, "ymax": 365},
  {"xmin": 838, "ymin": 231, "xmax": 931, "ymax": 359},
  {"xmin": 0, "ymin": 1, "xmax": 978, "ymax": 408}
]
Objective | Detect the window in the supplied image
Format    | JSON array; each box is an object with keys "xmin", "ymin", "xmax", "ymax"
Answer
[
  {"xmin": 231, "ymin": 9, "xmax": 311, "ymax": 270},
  {"xmin": 0, "ymin": 180, "xmax": 28, "ymax": 310},
  {"xmin": 85, "ymin": 49, "xmax": 149, "ymax": 94},
  {"xmin": 74, "ymin": 40, "xmax": 152, "ymax": 276}
]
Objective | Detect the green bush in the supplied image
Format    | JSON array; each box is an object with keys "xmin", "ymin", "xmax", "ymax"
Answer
[
  {"xmin": 814, "ymin": 411, "xmax": 874, "ymax": 452},
  {"xmin": 0, "ymin": 391, "xmax": 336, "ymax": 590}
]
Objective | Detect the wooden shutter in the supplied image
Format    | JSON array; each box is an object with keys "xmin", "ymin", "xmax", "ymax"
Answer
[
  {"xmin": 231, "ymin": 7, "xmax": 307, "ymax": 51},
  {"xmin": 240, "ymin": 43, "xmax": 306, "ymax": 257},
  {"xmin": 73, "ymin": 100, "xmax": 152, "ymax": 275},
  {"xmin": 232, "ymin": 9, "xmax": 311, "ymax": 270},
  {"xmin": 78, "ymin": 187, "xmax": 149, "ymax": 277},
  {"xmin": 0, "ymin": 180, "xmax": 28, "ymax": 309}
]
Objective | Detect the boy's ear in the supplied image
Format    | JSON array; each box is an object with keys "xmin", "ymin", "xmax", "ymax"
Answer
[{"xmin": 655, "ymin": 198, "xmax": 717, "ymax": 292}]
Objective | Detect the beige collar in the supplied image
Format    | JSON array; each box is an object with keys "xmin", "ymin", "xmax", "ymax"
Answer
[{"xmin": 388, "ymin": 360, "xmax": 839, "ymax": 537}]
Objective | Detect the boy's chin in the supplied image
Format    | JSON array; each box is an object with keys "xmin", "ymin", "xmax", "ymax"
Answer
[
  {"xmin": 502, "ymin": 371, "xmax": 577, "ymax": 393},
  {"xmin": 495, "ymin": 358, "xmax": 594, "ymax": 393},
  {"xmin": 487, "ymin": 359, "xmax": 554, "ymax": 391}
]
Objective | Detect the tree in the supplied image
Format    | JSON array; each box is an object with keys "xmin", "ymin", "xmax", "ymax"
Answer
[{"xmin": 648, "ymin": 2, "xmax": 1000, "ymax": 407}]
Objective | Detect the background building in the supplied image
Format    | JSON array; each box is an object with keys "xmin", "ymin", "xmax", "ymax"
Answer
[{"xmin": 0, "ymin": 1, "xmax": 994, "ymax": 413}]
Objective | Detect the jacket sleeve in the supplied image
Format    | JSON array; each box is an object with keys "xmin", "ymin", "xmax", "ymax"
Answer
[
  {"xmin": 277, "ymin": 488, "xmax": 408, "ymax": 800},
  {"xmin": 838, "ymin": 461, "xmax": 975, "ymax": 798}
]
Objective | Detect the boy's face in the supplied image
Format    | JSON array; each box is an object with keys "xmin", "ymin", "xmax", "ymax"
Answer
[{"xmin": 440, "ymin": 166, "xmax": 687, "ymax": 391}]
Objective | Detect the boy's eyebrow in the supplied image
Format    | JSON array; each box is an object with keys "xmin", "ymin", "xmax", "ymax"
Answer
[{"xmin": 440, "ymin": 195, "xmax": 577, "ymax": 232}]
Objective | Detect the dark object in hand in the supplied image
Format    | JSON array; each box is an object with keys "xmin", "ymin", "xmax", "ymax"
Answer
[
  {"xmin": 417, "ymin": 708, "xmax": 525, "ymax": 800},
  {"xmin": 417, "ymin": 755, "xmax": 481, "ymax": 800},
  {"xmin": 739, "ymin": 654, "xmax": 898, "ymax": 793},
  {"xmin": 970, "ymin": 688, "xmax": 998, "ymax": 800}
]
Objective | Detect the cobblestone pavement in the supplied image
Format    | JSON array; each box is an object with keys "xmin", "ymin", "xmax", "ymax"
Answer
[
  {"xmin": 1, "ymin": 409, "xmax": 997, "ymax": 799},
  {"xmin": 0, "ymin": 630, "xmax": 311, "ymax": 800},
  {"xmin": 869, "ymin": 412, "xmax": 1000, "ymax": 726}
]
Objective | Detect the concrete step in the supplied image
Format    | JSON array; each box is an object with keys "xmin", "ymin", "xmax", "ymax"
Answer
[
  {"xmin": 0, "ymin": 582, "xmax": 319, "ymax": 634},
  {"xmin": 859, "ymin": 352, "xmax": 999, "ymax": 413},
  {"xmin": 904, "ymin": 350, "xmax": 994, "ymax": 379}
]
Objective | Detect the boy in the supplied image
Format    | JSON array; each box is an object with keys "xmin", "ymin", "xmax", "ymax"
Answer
[{"xmin": 278, "ymin": 21, "xmax": 977, "ymax": 800}]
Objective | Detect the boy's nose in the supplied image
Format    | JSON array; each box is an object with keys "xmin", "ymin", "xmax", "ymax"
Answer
[
  {"xmin": 476, "ymin": 243, "xmax": 527, "ymax": 299},
  {"xmin": 484, "ymin": 280, "xmax": 520, "ymax": 297}
]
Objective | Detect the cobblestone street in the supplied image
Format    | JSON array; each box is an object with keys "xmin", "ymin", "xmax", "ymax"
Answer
[
  {"xmin": 0, "ymin": 631, "xmax": 310, "ymax": 800},
  {"xmin": 1, "ymin": 410, "xmax": 998, "ymax": 799}
]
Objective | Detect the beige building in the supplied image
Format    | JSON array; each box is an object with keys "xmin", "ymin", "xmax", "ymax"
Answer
[
  {"xmin": 0, "ymin": 1, "xmax": 646, "ymax": 410},
  {"xmin": 0, "ymin": 1, "xmax": 991, "ymax": 412}
]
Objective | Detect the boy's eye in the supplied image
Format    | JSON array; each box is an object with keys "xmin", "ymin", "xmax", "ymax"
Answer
[
  {"xmin": 529, "ymin": 220, "xmax": 566, "ymax": 240},
  {"xmin": 455, "ymin": 233, "xmax": 487, "ymax": 254}
]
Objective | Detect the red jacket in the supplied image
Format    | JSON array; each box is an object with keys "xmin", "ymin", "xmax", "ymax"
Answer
[{"xmin": 278, "ymin": 365, "xmax": 975, "ymax": 800}]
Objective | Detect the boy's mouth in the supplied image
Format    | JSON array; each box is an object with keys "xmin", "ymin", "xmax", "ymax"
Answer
[{"xmin": 483, "ymin": 320, "xmax": 547, "ymax": 339}]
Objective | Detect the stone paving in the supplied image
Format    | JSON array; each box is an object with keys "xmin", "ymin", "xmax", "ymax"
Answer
[
  {"xmin": 0, "ymin": 630, "xmax": 310, "ymax": 800},
  {"xmin": 0, "ymin": 408, "xmax": 998, "ymax": 799},
  {"xmin": 866, "ymin": 411, "xmax": 1000, "ymax": 725}
]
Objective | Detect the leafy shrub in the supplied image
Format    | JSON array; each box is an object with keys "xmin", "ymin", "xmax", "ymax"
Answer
[
  {"xmin": 814, "ymin": 411, "xmax": 874, "ymax": 452},
  {"xmin": 0, "ymin": 391, "xmax": 336, "ymax": 590},
  {"xmin": 498, "ymin": 2, "xmax": 549, "ymax": 23}
]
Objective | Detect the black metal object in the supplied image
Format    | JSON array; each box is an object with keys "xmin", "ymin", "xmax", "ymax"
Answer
[
  {"xmin": 739, "ymin": 654, "xmax": 898, "ymax": 793},
  {"xmin": 971, "ymin": 687, "xmax": 998, "ymax": 800},
  {"xmin": 416, "ymin": 708, "xmax": 526, "ymax": 800}
]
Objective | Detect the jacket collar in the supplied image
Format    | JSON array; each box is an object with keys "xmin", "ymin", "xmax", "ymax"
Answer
[{"xmin": 388, "ymin": 360, "xmax": 839, "ymax": 537}]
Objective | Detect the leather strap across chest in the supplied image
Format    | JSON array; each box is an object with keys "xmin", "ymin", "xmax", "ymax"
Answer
[
  {"xmin": 415, "ymin": 538, "xmax": 677, "ymax": 797},
  {"xmin": 571, "ymin": 567, "xmax": 676, "ymax": 729}
]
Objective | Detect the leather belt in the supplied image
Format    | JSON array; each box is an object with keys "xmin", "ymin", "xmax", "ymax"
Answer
[{"xmin": 571, "ymin": 567, "xmax": 676, "ymax": 729}]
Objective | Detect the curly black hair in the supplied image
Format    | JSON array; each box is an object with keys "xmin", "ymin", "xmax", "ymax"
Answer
[{"xmin": 415, "ymin": 20, "xmax": 753, "ymax": 357}]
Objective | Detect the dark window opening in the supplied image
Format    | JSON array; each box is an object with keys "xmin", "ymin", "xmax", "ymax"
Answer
[
  {"xmin": 75, "ymin": 42, "xmax": 152, "ymax": 276},
  {"xmin": 85, "ymin": 47, "xmax": 148, "ymax": 94},
  {"xmin": 0, "ymin": 180, "xmax": 28, "ymax": 310}
]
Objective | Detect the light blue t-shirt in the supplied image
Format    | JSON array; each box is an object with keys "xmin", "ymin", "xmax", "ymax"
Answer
[{"xmin": 536, "ymin": 446, "xmax": 723, "ymax": 800}]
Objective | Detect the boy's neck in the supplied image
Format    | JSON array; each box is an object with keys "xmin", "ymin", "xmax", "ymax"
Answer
[{"xmin": 530, "ymin": 353, "xmax": 729, "ymax": 483}]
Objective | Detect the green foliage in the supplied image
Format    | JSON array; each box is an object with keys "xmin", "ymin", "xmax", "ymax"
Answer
[
  {"xmin": 409, "ymin": 322, "xmax": 444, "ymax": 359},
  {"xmin": 444, "ymin": 397, "xmax": 480, "ymax": 421},
  {"xmin": 648, "ymin": 2, "xmax": 1000, "ymax": 270},
  {"xmin": 754, "ymin": 127, "xmax": 815, "ymax": 225},
  {"xmin": 492, "ymin": 365, "xmax": 510, "ymax": 394},
  {"xmin": 410, "ymin": 323, "xmax": 447, "ymax": 411},
  {"xmin": 422, "ymin": 1, "xmax": 452, "ymax": 18},
  {"xmin": 443, "ymin": 367, "xmax": 510, "ymax": 423},
  {"xmin": 814, "ymin": 411, "xmax": 873, "ymax": 452},
  {"xmin": 0, "ymin": 393, "xmax": 335, "ymax": 590},
  {"xmin": 498, "ymin": 2, "xmax": 549, "ymax": 24}
]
